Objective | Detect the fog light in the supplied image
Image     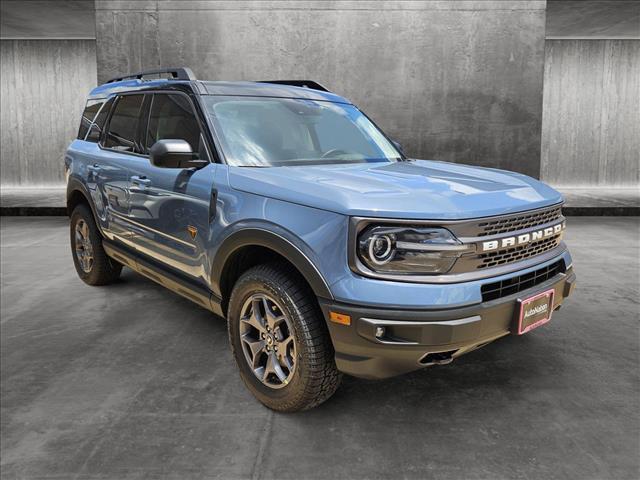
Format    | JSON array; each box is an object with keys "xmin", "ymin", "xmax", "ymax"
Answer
[{"xmin": 375, "ymin": 326, "xmax": 386, "ymax": 339}]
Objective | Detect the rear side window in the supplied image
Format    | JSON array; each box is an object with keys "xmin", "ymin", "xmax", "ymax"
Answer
[
  {"xmin": 77, "ymin": 100, "xmax": 103, "ymax": 140},
  {"xmin": 85, "ymin": 97, "xmax": 114, "ymax": 143},
  {"xmin": 104, "ymin": 94, "xmax": 144, "ymax": 152},
  {"xmin": 146, "ymin": 93, "xmax": 206, "ymax": 159}
]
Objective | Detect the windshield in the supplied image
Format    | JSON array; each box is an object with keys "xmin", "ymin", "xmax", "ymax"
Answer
[{"xmin": 204, "ymin": 96, "xmax": 402, "ymax": 167}]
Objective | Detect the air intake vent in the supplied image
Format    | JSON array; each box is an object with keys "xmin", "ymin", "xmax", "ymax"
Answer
[{"xmin": 481, "ymin": 260, "xmax": 565, "ymax": 302}]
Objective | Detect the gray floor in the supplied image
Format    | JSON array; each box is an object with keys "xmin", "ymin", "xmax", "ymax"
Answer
[{"xmin": 1, "ymin": 217, "xmax": 639, "ymax": 480}]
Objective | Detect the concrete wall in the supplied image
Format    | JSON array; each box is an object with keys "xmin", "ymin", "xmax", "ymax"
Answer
[
  {"xmin": 0, "ymin": 0, "xmax": 96, "ymax": 39},
  {"xmin": 546, "ymin": 0, "xmax": 640, "ymax": 39},
  {"xmin": 541, "ymin": 40, "xmax": 640, "ymax": 187},
  {"xmin": 0, "ymin": 40, "xmax": 97, "ymax": 186},
  {"xmin": 95, "ymin": 0, "xmax": 547, "ymax": 178}
]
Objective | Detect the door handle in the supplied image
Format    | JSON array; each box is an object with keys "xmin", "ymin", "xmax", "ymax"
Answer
[
  {"xmin": 88, "ymin": 164, "xmax": 101, "ymax": 175},
  {"xmin": 130, "ymin": 175, "xmax": 152, "ymax": 193},
  {"xmin": 130, "ymin": 175, "xmax": 151, "ymax": 187}
]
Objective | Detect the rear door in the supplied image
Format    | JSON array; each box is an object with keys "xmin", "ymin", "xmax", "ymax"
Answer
[
  {"xmin": 125, "ymin": 92, "xmax": 217, "ymax": 282},
  {"xmin": 92, "ymin": 94, "xmax": 146, "ymax": 240}
]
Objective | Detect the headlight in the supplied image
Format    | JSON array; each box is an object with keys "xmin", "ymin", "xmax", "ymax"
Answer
[{"xmin": 357, "ymin": 225, "xmax": 471, "ymax": 275}]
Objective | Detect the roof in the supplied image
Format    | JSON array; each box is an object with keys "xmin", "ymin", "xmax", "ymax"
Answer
[{"xmin": 88, "ymin": 78, "xmax": 351, "ymax": 104}]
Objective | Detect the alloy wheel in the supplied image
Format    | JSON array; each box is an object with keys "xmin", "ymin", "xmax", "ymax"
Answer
[
  {"xmin": 239, "ymin": 294, "xmax": 297, "ymax": 389},
  {"xmin": 74, "ymin": 219, "xmax": 94, "ymax": 273}
]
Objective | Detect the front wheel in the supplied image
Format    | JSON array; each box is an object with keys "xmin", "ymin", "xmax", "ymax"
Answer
[{"xmin": 228, "ymin": 264, "xmax": 341, "ymax": 412}]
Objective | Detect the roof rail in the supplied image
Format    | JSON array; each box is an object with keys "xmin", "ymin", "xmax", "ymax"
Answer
[
  {"xmin": 258, "ymin": 80, "xmax": 330, "ymax": 92},
  {"xmin": 106, "ymin": 67, "xmax": 197, "ymax": 84}
]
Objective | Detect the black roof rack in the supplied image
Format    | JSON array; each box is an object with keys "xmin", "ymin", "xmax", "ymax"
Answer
[
  {"xmin": 258, "ymin": 80, "xmax": 330, "ymax": 92},
  {"xmin": 106, "ymin": 67, "xmax": 197, "ymax": 84}
]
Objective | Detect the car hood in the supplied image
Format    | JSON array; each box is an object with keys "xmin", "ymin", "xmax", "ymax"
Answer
[{"xmin": 228, "ymin": 160, "xmax": 563, "ymax": 220}]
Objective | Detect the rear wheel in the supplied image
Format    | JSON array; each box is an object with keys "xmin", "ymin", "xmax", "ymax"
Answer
[
  {"xmin": 70, "ymin": 204, "xmax": 122, "ymax": 285},
  {"xmin": 228, "ymin": 264, "xmax": 341, "ymax": 412}
]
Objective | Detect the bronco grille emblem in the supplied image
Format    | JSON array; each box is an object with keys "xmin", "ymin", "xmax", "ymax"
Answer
[{"xmin": 481, "ymin": 222, "xmax": 565, "ymax": 252}]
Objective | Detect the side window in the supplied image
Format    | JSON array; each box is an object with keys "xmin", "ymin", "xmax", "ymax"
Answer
[
  {"xmin": 86, "ymin": 97, "xmax": 114, "ymax": 143},
  {"xmin": 104, "ymin": 94, "xmax": 144, "ymax": 152},
  {"xmin": 146, "ymin": 93, "xmax": 208, "ymax": 160},
  {"xmin": 77, "ymin": 100, "xmax": 103, "ymax": 140}
]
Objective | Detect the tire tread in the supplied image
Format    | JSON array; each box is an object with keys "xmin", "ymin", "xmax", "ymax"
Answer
[
  {"xmin": 70, "ymin": 204, "xmax": 122, "ymax": 286},
  {"xmin": 228, "ymin": 263, "xmax": 341, "ymax": 412}
]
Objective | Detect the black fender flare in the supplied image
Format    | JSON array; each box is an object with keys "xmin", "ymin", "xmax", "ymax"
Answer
[
  {"xmin": 66, "ymin": 177, "xmax": 112, "ymax": 238},
  {"xmin": 211, "ymin": 227, "xmax": 334, "ymax": 301},
  {"xmin": 66, "ymin": 177, "xmax": 95, "ymax": 217}
]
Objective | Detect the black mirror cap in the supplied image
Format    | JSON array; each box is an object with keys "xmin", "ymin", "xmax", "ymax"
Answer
[{"xmin": 149, "ymin": 139, "xmax": 196, "ymax": 168}]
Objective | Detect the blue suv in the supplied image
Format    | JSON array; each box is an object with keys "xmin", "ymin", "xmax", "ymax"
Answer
[{"xmin": 66, "ymin": 67, "xmax": 576, "ymax": 411}]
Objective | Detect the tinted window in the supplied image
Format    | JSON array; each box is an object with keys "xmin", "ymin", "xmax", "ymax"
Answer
[
  {"xmin": 77, "ymin": 100, "xmax": 103, "ymax": 140},
  {"xmin": 146, "ymin": 94, "xmax": 206, "ymax": 159},
  {"xmin": 86, "ymin": 97, "xmax": 114, "ymax": 143},
  {"xmin": 104, "ymin": 95, "xmax": 144, "ymax": 152}
]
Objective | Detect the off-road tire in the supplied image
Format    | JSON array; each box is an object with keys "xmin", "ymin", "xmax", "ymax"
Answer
[
  {"xmin": 228, "ymin": 263, "xmax": 341, "ymax": 412},
  {"xmin": 70, "ymin": 204, "xmax": 122, "ymax": 285}
]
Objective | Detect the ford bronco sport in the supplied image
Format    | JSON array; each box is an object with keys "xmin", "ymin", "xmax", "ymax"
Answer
[{"xmin": 66, "ymin": 67, "xmax": 576, "ymax": 411}]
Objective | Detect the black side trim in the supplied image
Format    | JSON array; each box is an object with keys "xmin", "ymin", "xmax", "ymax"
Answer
[
  {"xmin": 211, "ymin": 228, "xmax": 334, "ymax": 300},
  {"xmin": 103, "ymin": 239, "xmax": 223, "ymax": 316}
]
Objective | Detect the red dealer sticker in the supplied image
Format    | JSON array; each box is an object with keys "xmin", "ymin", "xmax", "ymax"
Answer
[{"xmin": 515, "ymin": 289, "xmax": 555, "ymax": 335}]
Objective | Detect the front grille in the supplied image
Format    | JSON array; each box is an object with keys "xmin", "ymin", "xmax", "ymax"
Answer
[
  {"xmin": 476, "ymin": 234, "xmax": 563, "ymax": 269},
  {"xmin": 443, "ymin": 204, "xmax": 566, "ymax": 273},
  {"xmin": 476, "ymin": 206, "xmax": 563, "ymax": 237},
  {"xmin": 481, "ymin": 260, "xmax": 565, "ymax": 302}
]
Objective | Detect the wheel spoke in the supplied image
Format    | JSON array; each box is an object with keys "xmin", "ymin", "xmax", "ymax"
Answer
[
  {"xmin": 241, "ymin": 334, "xmax": 265, "ymax": 368},
  {"xmin": 277, "ymin": 348, "xmax": 293, "ymax": 371},
  {"xmin": 261, "ymin": 356, "xmax": 273, "ymax": 382},
  {"xmin": 268, "ymin": 352, "xmax": 287, "ymax": 383},
  {"xmin": 269, "ymin": 315, "xmax": 286, "ymax": 331},
  {"xmin": 240, "ymin": 311, "xmax": 266, "ymax": 334},
  {"xmin": 280, "ymin": 335, "xmax": 294, "ymax": 352},
  {"xmin": 254, "ymin": 297, "xmax": 269, "ymax": 325}
]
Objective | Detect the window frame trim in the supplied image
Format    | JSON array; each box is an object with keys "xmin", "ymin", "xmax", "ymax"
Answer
[
  {"xmin": 142, "ymin": 90, "xmax": 214, "ymax": 163},
  {"xmin": 98, "ymin": 89, "xmax": 216, "ymax": 165},
  {"xmin": 99, "ymin": 92, "xmax": 148, "ymax": 157}
]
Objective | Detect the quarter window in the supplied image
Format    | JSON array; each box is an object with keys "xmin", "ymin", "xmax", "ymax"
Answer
[
  {"xmin": 77, "ymin": 100, "xmax": 103, "ymax": 140},
  {"xmin": 86, "ymin": 97, "xmax": 114, "ymax": 143},
  {"xmin": 146, "ymin": 94, "xmax": 207, "ymax": 160},
  {"xmin": 104, "ymin": 94, "xmax": 144, "ymax": 152}
]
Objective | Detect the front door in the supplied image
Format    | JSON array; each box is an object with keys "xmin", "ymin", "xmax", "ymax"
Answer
[{"xmin": 126, "ymin": 92, "xmax": 217, "ymax": 283}]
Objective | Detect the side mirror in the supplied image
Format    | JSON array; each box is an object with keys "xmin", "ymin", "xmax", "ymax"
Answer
[{"xmin": 149, "ymin": 139, "xmax": 206, "ymax": 169}]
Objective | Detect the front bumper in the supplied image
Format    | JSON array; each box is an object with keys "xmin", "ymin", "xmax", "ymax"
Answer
[{"xmin": 319, "ymin": 267, "xmax": 576, "ymax": 380}]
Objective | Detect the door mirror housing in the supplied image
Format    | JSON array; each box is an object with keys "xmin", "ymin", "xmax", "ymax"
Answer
[{"xmin": 149, "ymin": 139, "xmax": 207, "ymax": 169}]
